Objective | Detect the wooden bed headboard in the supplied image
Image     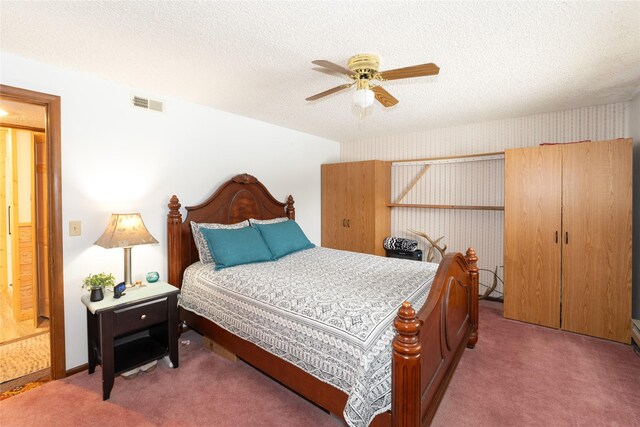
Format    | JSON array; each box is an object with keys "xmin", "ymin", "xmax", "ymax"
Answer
[{"xmin": 167, "ymin": 173, "xmax": 295, "ymax": 287}]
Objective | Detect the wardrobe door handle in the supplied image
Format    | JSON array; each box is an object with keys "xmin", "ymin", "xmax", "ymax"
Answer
[
  {"xmin": 347, "ymin": 219, "xmax": 350, "ymax": 228},
  {"xmin": 342, "ymin": 219, "xmax": 346, "ymax": 227},
  {"xmin": 565, "ymin": 232, "xmax": 569, "ymax": 244},
  {"xmin": 555, "ymin": 231, "xmax": 558, "ymax": 243}
]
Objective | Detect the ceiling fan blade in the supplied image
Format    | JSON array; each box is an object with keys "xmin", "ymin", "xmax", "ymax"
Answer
[
  {"xmin": 306, "ymin": 83, "xmax": 354, "ymax": 101},
  {"xmin": 312, "ymin": 60, "xmax": 354, "ymax": 76},
  {"xmin": 378, "ymin": 63, "xmax": 440, "ymax": 81},
  {"xmin": 371, "ymin": 86, "xmax": 399, "ymax": 107},
  {"xmin": 312, "ymin": 67, "xmax": 347, "ymax": 78}
]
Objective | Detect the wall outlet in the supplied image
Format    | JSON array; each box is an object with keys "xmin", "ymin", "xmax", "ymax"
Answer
[{"xmin": 69, "ymin": 220, "xmax": 81, "ymax": 237}]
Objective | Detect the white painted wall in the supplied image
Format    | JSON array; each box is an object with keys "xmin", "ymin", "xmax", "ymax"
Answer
[
  {"xmin": 342, "ymin": 103, "xmax": 630, "ymax": 300},
  {"xmin": 629, "ymin": 91, "xmax": 640, "ymax": 319},
  {"xmin": 0, "ymin": 52, "xmax": 340, "ymax": 369}
]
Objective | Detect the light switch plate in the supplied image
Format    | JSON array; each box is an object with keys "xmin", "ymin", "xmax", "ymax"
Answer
[{"xmin": 69, "ymin": 220, "xmax": 81, "ymax": 237}]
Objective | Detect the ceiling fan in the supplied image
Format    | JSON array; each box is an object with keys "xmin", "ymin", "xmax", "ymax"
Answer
[{"xmin": 306, "ymin": 54, "xmax": 439, "ymax": 109}]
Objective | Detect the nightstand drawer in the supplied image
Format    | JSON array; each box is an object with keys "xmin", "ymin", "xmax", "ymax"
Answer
[{"xmin": 113, "ymin": 298, "xmax": 167, "ymax": 336}]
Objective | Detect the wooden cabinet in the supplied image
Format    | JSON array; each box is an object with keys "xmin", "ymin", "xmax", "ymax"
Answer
[
  {"xmin": 504, "ymin": 139, "xmax": 632, "ymax": 343},
  {"xmin": 321, "ymin": 160, "xmax": 390, "ymax": 256},
  {"xmin": 83, "ymin": 282, "xmax": 179, "ymax": 400}
]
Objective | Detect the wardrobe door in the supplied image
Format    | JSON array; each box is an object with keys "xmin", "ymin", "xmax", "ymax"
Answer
[
  {"xmin": 348, "ymin": 161, "xmax": 390, "ymax": 255},
  {"xmin": 504, "ymin": 145, "xmax": 562, "ymax": 328},
  {"xmin": 321, "ymin": 163, "xmax": 347, "ymax": 250},
  {"xmin": 561, "ymin": 139, "xmax": 632, "ymax": 343},
  {"xmin": 343, "ymin": 161, "xmax": 368, "ymax": 253}
]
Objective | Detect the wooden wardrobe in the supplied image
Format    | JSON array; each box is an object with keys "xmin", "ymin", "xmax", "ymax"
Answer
[
  {"xmin": 321, "ymin": 160, "xmax": 390, "ymax": 256},
  {"xmin": 504, "ymin": 138, "xmax": 632, "ymax": 343}
]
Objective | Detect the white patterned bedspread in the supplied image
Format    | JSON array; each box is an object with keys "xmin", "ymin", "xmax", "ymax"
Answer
[{"xmin": 179, "ymin": 246, "xmax": 438, "ymax": 427}]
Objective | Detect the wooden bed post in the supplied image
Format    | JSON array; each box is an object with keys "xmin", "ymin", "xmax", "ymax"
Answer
[
  {"xmin": 391, "ymin": 301, "xmax": 421, "ymax": 427},
  {"xmin": 465, "ymin": 247, "xmax": 479, "ymax": 348},
  {"xmin": 286, "ymin": 195, "xmax": 295, "ymax": 220},
  {"xmin": 167, "ymin": 195, "xmax": 183, "ymax": 286}
]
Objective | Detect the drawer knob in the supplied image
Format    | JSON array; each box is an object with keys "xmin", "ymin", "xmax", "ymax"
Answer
[{"xmin": 140, "ymin": 314, "xmax": 146, "ymax": 320}]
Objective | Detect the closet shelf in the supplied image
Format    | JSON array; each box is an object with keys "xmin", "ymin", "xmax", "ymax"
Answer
[{"xmin": 387, "ymin": 203, "xmax": 504, "ymax": 211}]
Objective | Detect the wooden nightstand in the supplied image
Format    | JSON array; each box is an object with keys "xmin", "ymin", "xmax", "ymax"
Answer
[{"xmin": 82, "ymin": 281, "xmax": 179, "ymax": 400}]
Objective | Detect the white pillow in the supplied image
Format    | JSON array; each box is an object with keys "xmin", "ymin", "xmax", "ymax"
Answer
[
  {"xmin": 248, "ymin": 217, "xmax": 289, "ymax": 225},
  {"xmin": 191, "ymin": 220, "xmax": 250, "ymax": 264}
]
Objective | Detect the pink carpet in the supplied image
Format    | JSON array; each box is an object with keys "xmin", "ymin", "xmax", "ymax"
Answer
[
  {"xmin": 433, "ymin": 301, "xmax": 640, "ymax": 426},
  {"xmin": 1, "ymin": 301, "xmax": 638, "ymax": 426},
  {"xmin": 0, "ymin": 331, "xmax": 342, "ymax": 427}
]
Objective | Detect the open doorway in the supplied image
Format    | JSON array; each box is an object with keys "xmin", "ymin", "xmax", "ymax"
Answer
[
  {"xmin": 0, "ymin": 85, "xmax": 65, "ymax": 389},
  {"xmin": 0, "ymin": 102, "xmax": 51, "ymax": 390}
]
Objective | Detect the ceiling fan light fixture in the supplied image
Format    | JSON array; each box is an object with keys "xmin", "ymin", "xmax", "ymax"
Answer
[
  {"xmin": 308, "ymin": 54, "xmax": 439, "ymax": 111},
  {"xmin": 352, "ymin": 88, "xmax": 375, "ymax": 109}
]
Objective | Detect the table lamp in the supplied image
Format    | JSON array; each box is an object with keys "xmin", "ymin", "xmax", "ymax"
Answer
[{"xmin": 94, "ymin": 213, "xmax": 158, "ymax": 285}]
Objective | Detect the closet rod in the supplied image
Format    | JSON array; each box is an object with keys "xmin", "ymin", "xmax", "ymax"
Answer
[{"xmin": 391, "ymin": 151, "xmax": 504, "ymax": 166}]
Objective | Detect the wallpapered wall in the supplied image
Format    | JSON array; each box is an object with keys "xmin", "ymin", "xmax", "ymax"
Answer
[{"xmin": 341, "ymin": 102, "xmax": 630, "ymax": 297}]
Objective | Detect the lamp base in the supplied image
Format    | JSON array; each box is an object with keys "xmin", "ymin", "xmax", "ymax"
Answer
[{"xmin": 123, "ymin": 246, "xmax": 132, "ymax": 286}]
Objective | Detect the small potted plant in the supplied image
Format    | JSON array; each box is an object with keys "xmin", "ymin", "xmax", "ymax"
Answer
[{"xmin": 82, "ymin": 272, "xmax": 116, "ymax": 302}]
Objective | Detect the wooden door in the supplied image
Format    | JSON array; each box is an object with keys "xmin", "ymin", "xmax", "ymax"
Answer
[
  {"xmin": 0, "ymin": 129, "xmax": 7, "ymax": 290},
  {"xmin": 11, "ymin": 129, "xmax": 36, "ymax": 322},
  {"xmin": 561, "ymin": 139, "xmax": 632, "ymax": 343},
  {"xmin": 9, "ymin": 129, "xmax": 22, "ymax": 321},
  {"xmin": 342, "ymin": 161, "xmax": 390, "ymax": 256},
  {"xmin": 34, "ymin": 132, "xmax": 50, "ymax": 319},
  {"xmin": 362, "ymin": 161, "xmax": 390, "ymax": 256},
  {"xmin": 321, "ymin": 163, "xmax": 347, "ymax": 250},
  {"xmin": 344, "ymin": 161, "xmax": 368, "ymax": 253},
  {"xmin": 504, "ymin": 145, "xmax": 562, "ymax": 328}
]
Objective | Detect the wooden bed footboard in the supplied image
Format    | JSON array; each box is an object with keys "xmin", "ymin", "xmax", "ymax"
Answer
[
  {"xmin": 390, "ymin": 248, "xmax": 479, "ymax": 427},
  {"xmin": 167, "ymin": 174, "xmax": 478, "ymax": 427}
]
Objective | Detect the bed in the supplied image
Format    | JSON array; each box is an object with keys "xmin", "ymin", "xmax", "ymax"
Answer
[{"xmin": 167, "ymin": 173, "xmax": 478, "ymax": 427}]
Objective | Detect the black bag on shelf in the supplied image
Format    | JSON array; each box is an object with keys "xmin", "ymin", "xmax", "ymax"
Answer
[{"xmin": 383, "ymin": 236, "xmax": 418, "ymax": 252}]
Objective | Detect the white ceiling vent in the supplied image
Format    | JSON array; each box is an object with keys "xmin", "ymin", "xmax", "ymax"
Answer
[{"xmin": 132, "ymin": 95, "xmax": 163, "ymax": 112}]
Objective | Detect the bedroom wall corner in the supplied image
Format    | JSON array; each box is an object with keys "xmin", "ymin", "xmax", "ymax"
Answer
[
  {"xmin": 629, "ymin": 90, "xmax": 640, "ymax": 320},
  {"xmin": 0, "ymin": 51, "xmax": 340, "ymax": 369}
]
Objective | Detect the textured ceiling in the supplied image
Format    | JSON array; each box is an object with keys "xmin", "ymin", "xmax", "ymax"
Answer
[{"xmin": 1, "ymin": 1, "xmax": 639, "ymax": 142}]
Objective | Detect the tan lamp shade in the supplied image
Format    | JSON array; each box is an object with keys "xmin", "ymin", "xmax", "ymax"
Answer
[
  {"xmin": 95, "ymin": 213, "xmax": 158, "ymax": 248},
  {"xmin": 94, "ymin": 213, "xmax": 158, "ymax": 285}
]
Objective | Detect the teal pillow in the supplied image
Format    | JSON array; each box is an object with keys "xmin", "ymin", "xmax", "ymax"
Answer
[
  {"xmin": 201, "ymin": 226, "xmax": 273, "ymax": 269},
  {"xmin": 253, "ymin": 221, "xmax": 315, "ymax": 259}
]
